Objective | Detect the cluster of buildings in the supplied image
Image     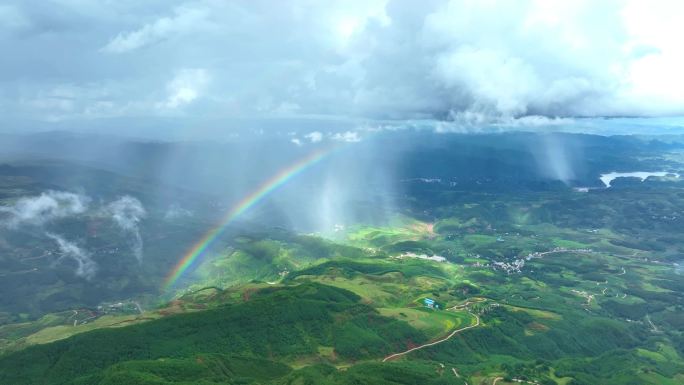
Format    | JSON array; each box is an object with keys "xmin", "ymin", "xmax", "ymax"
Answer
[{"xmin": 423, "ymin": 297, "xmax": 441, "ymax": 309}]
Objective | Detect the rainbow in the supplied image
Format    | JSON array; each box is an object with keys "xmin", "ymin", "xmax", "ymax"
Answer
[{"xmin": 163, "ymin": 147, "xmax": 331, "ymax": 290}]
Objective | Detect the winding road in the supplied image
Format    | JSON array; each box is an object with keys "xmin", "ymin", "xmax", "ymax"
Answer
[{"xmin": 382, "ymin": 307, "xmax": 481, "ymax": 362}]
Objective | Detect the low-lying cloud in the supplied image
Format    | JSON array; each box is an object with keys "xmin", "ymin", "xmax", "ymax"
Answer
[
  {"xmin": 164, "ymin": 203, "xmax": 193, "ymax": 220},
  {"xmin": 46, "ymin": 232, "xmax": 96, "ymax": 280},
  {"xmin": 105, "ymin": 196, "xmax": 146, "ymax": 262},
  {"xmin": 0, "ymin": 190, "xmax": 150, "ymax": 276},
  {"xmin": 0, "ymin": 191, "xmax": 89, "ymax": 228},
  {"xmin": 0, "ymin": 190, "xmax": 148, "ymax": 263}
]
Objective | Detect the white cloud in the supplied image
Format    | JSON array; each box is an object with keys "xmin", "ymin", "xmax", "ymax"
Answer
[
  {"xmin": 305, "ymin": 131, "xmax": 323, "ymax": 143},
  {"xmin": 331, "ymin": 131, "xmax": 361, "ymax": 142},
  {"xmin": 290, "ymin": 138, "xmax": 302, "ymax": 146},
  {"xmin": 0, "ymin": 191, "xmax": 89, "ymax": 228},
  {"xmin": 158, "ymin": 68, "xmax": 209, "ymax": 109},
  {"xmin": 3, "ymin": 0, "xmax": 684, "ymax": 127},
  {"xmin": 105, "ymin": 196, "xmax": 146, "ymax": 262},
  {"xmin": 101, "ymin": 4, "xmax": 209, "ymax": 54},
  {"xmin": 46, "ymin": 232, "xmax": 96, "ymax": 280},
  {"xmin": 164, "ymin": 203, "xmax": 193, "ymax": 220},
  {"xmin": 106, "ymin": 197, "xmax": 145, "ymax": 230},
  {"xmin": 619, "ymin": 0, "xmax": 684, "ymax": 114}
]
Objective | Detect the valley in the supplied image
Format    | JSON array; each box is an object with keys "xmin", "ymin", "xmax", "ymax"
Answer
[{"xmin": 1, "ymin": 132, "xmax": 684, "ymax": 384}]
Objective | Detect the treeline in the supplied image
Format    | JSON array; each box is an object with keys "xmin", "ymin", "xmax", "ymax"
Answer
[
  {"xmin": 285, "ymin": 259, "xmax": 446, "ymax": 282},
  {"xmin": 555, "ymin": 349, "xmax": 684, "ymax": 385}
]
